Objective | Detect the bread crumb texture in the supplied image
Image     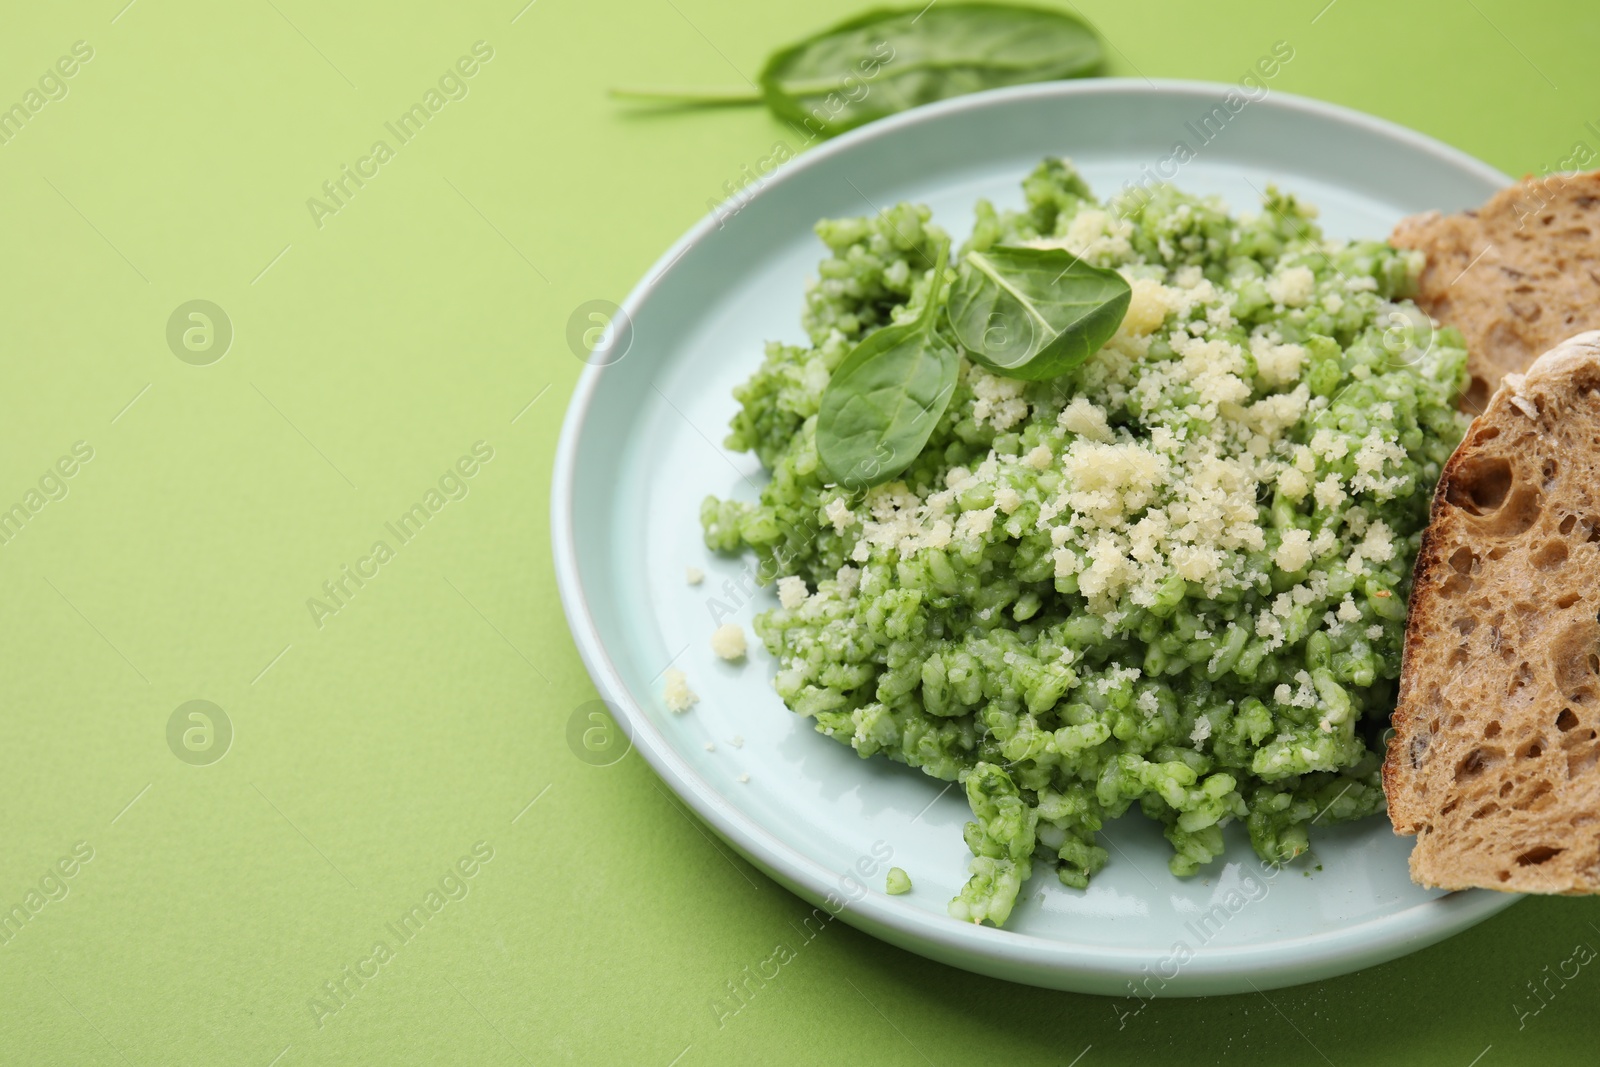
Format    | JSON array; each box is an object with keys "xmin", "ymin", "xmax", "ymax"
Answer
[{"xmin": 1385, "ymin": 331, "xmax": 1600, "ymax": 893}]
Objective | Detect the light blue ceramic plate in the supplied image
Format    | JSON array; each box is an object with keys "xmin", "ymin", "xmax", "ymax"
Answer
[{"xmin": 552, "ymin": 80, "xmax": 1518, "ymax": 996}]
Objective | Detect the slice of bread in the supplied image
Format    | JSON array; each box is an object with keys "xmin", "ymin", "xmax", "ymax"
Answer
[
  {"xmin": 1384, "ymin": 330, "xmax": 1600, "ymax": 893},
  {"xmin": 1391, "ymin": 170, "xmax": 1600, "ymax": 413}
]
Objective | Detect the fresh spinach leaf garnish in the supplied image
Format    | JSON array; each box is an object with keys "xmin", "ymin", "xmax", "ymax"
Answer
[
  {"xmin": 611, "ymin": 4, "xmax": 1102, "ymax": 138},
  {"xmin": 816, "ymin": 244, "xmax": 957, "ymax": 487},
  {"xmin": 946, "ymin": 246, "xmax": 1130, "ymax": 380}
]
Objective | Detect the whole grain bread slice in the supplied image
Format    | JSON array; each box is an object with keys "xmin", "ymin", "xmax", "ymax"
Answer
[
  {"xmin": 1390, "ymin": 170, "xmax": 1600, "ymax": 412},
  {"xmin": 1384, "ymin": 330, "xmax": 1600, "ymax": 893}
]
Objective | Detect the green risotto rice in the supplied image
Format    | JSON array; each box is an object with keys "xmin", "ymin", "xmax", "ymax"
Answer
[{"xmin": 700, "ymin": 160, "xmax": 1469, "ymax": 927}]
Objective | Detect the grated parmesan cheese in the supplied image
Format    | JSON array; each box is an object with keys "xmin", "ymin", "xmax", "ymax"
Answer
[
  {"xmin": 711, "ymin": 623, "xmax": 747, "ymax": 660},
  {"xmin": 663, "ymin": 668, "xmax": 698, "ymax": 712},
  {"xmin": 1274, "ymin": 529, "xmax": 1313, "ymax": 573},
  {"xmin": 1266, "ymin": 265, "xmax": 1315, "ymax": 306},
  {"xmin": 777, "ymin": 576, "xmax": 809, "ymax": 610},
  {"xmin": 970, "ymin": 368, "xmax": 1030, "ymax": 430}
]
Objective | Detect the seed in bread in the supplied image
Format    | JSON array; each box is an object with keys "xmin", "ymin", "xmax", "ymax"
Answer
[
  {"xmin": 1383, "ymin": 330, "xmax": 1600, "ymax": 893},
  {"xmin": 1390, "ymin": 170, "xmax": 1600, "ymax": 413}
]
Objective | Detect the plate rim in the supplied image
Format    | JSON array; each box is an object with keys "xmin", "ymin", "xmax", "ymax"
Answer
[{"xmin": 552, "ymin": 77, "xmax": 1521, "ymax": 993}]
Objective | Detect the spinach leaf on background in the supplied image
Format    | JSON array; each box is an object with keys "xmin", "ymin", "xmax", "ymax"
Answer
[
  {"xmin": 816, "ymin": 245, "xmax": 957, "ymax": 487},
  {"xmin": 611, "ymin": 4, "xmax": 1101, "ymax": 138},
  {"xmin": 946, "ymin": 246, "xmax": 1130, "ymax": 380}
]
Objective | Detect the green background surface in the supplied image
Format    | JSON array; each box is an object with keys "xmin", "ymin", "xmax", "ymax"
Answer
[{"xmin": 2, "ymin": 1, "xmax": 1597, "ymax": 1064}]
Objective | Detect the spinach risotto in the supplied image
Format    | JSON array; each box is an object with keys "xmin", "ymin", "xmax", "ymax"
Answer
[{"xmin": 699, "ymin": 160, "xmax": 1468, "ymax": 927}]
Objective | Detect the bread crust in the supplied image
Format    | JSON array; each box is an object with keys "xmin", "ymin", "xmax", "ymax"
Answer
[
  {"xmin": 1390, "ymin": 170, "xmax": 1600, "ymax": 412},
  {"xmin": 1384, "ymin": 331, "xmax": 1600, "ymax": 893}
]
